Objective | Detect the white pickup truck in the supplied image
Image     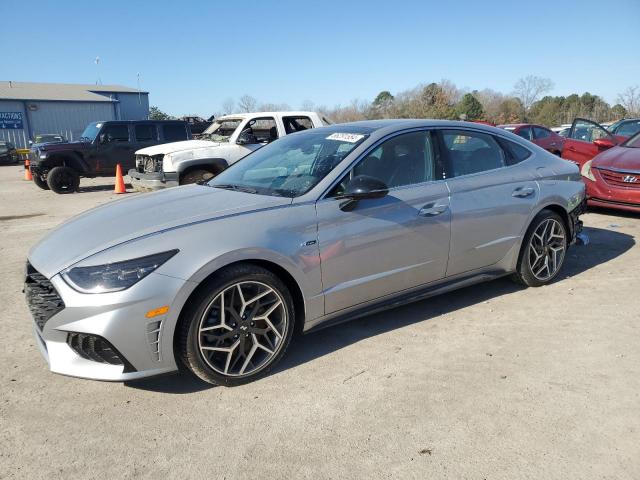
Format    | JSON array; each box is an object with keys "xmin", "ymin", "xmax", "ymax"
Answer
[{"xmin": 129, "ymin": 111, "xmax": 328, "ymax": 190}]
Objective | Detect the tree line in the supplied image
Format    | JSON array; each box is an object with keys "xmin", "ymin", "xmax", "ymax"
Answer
[{"xmin": 151, "ymin": 77, "xmax": 640, "ymax": 128}]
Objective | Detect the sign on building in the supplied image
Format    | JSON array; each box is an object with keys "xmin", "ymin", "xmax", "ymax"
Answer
[{"xmin": 0, "ymin": 112, "xmax": 24, "ymax": 129}]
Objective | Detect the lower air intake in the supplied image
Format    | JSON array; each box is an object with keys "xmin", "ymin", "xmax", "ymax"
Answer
[{"xmin": 66, "ymin": 333, "xmax": 136, "ymax": 372}]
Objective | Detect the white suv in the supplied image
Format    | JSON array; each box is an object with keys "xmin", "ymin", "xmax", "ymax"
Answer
[{"xmin": 129, "ymin": 111, "xmax": 327, "ymax": 190}]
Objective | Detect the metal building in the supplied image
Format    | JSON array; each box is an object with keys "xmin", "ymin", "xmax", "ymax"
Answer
[{"xmin": 0, "ymin": 81, "xmax": 149, "ymax": 148}]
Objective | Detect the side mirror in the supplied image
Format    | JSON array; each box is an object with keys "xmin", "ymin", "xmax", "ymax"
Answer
[
  {"xmin": 338, "ymin": 175, "xmax": 388, "ymax": 211},
  {"xmin": 28, "ymin": 140, "xmax": 33, "ymax": 145},
  {"xmin": 593, "ymin": 138, "xmax": 615, "ymax": 150}
]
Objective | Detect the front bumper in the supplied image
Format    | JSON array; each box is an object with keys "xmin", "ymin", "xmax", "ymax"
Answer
[
  {"xmin": 585, "ymin": 171, "xmax": 640, "ymax": 213},
  {"xmin": 128, "ymin": 169, "xmax": 178, "ymax": 191},
  {"xmin": 26, "ymin": 266, "xmax": 191, "ymax": 381}
]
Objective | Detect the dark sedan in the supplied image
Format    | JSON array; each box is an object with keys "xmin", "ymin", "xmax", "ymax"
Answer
[{"xmin": 0, "ymin": 141, "xmax": 19, "ymax": 164}]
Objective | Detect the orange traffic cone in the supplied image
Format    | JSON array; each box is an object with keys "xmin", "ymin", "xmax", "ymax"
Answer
[
  {"xmin": 114, "ymin": 163, "xmax": 126, "ymax": 194},
  {"xmin": 24, "ymin": 159, "xmax": 33, "ymax": 181}
]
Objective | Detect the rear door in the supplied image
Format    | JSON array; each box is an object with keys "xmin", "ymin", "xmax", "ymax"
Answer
[
  {"xmin": 532, "ymin": 126, "xmax": 556, "ymax": 151},
  {"xmin": 132, "ymin": 123, "xmax": 159, "ymax": 156},
  {"xmin": 515, "ymin": 126, "xmax": 532, "ymax": 142},
  {"xmin": 440, "ymin": 128, "xmax": 538, "ymax": 276},
  {"xmin": 562, "ymin": 118, "xmax": 615, "ymax": 167}
]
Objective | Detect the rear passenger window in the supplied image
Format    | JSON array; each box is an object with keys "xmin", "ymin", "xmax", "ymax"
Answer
[
  {"xmin": 135, "ymin": 124, "xmax": 157, "ymax": 141},
  {"xmin": 283, "ymin": 116, "xmax": 314, "ymax": 134},
  {"xmin": 533, "ymin": 127, "xmax": 550, "ymax": 139},
  {"xmin": 441, "ymin": 130, "xmax": 506, "ymax": 177},
  {"xmin": 516, "ymin": 127, "xmax": 532, "ymax": 140},
  {"xmin": 500, "ymin": 139, "xmax": 532, "ymax": 165},
  {"xmin": 162, "ymin": 124, "xmax": 188, "ymax": 142}
]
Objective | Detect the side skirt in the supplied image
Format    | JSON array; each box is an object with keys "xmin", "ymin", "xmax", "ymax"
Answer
[{"xmin": 303, "ymin": 270, "xmax": 509, "ymax": 334}]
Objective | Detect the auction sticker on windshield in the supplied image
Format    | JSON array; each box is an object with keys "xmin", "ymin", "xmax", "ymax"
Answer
[{"xmin": 326, "ymin": 133, "xmax": 365, "ymax": 143}]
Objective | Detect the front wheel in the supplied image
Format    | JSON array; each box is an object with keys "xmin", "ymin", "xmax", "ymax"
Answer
[
  {"xmin": 177, "ymin": 264, "xmax": 295, "ymax": 386},
  {"xmin": 32, "ymin": 173, "xmax": 50, "ymax": 190},
  {"xmin": 511, "ymin": 210, "xmax": 568, "ymax": 287},
  {"xmin": 180, "ymin": 169, "xmax": 216, "ymax": 185},
  {"xmin": 47, "ymin": 166, "xmax": 79, "ymax": 194}
]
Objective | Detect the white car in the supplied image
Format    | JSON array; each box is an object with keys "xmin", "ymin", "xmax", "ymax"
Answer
[{"xmin": 129, "ymin": 111, "xmax": 328, "ymax": 190}]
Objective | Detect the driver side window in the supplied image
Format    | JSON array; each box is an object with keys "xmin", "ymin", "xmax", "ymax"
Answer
[
  {"xmin": 570, "ymin": 120, "xmax": 610, "ymax": 142},
  {"xmin": 100, "ymin": 124, "xmax": 129, "ymax": 143}
]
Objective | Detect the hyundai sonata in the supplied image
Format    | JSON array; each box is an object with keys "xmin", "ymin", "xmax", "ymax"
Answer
[{"xmin": 25, "ymin": 120, "xmax": 586, "ymax": 385}]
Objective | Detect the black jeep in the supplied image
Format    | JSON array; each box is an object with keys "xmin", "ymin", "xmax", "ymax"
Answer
[{"xmin": 29, "ymin": 120, "xmax": 190, "ymax": 193}]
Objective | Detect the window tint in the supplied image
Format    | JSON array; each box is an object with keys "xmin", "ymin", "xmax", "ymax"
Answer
[
  {"xmin": 283, "ymin": 116, "xmax": 314, "ymax": 134},
  {"xmin": 570, "ymin": 120, "xmax": 610, "ymax": 142},
  {"xmin": 533, "ymin": 127, "xmax": 550, "ymax": 139},
  {"xmin": 353, "ymin": 131, "xmax": 436, "ymax": 188},
  {"xmin": 441, "ymin": 130, "xmax": 506, "ymax": 177},
  {"xmin": 135, "ymin": 124, "xmax": 157, "ymax": 142},
  {"xmin": 101, "ymin": 124, "xmax": 129, "ymax": 143},
  {"xmin": 162, "ymin": 124, "xmax": 188, "ymax": 142},
  {"xmin": 516, "ymin": 127, "xmax": 532, "ymax": 140},
  {"xmin": 616, "ymin": 121, "xmax": 640, "ymax": 137},
  {"xmin": 500, "ymin": 139, "xmax": 532, "ymax": 165}
]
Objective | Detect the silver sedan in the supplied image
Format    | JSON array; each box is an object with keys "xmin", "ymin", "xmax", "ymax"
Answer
[{"xmin": 25, "ymin": 120, "xmax": 586, "ymax": 385}]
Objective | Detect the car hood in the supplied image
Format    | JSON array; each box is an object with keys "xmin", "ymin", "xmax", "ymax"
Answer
[
  {"xmin": 593, "ymin": 146, "xmax": 640, "ymax": 172},
  {"xmin": 136, "ymin": 139, "xmax": 221, "ymax": 156},
  {"xmin": 28, "ymin": 186, "xmax": 291, "ymax": 278},
  {"xmin": 35, "ymin": 141, "xmax": 90, "ymax": 153}
]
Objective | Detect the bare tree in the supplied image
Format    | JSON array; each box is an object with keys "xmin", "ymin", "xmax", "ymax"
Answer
[
  {"xmin": 300, "ymin": 99, "xmax": 315, "ymax": 111},
  {"xmin": 617, "ymin": 86, "xmax": 639, "ymax": 116},
  {"xmin": 221, "ymin": 98, "xmax": 235, "ymax": 115},
  {"xmin": 238, "ymin": 94, "xmax": 258, "ymax": 113},
  {"xmin": 513, "ymin": 76, "xmax": 554, "ymax": 118}
]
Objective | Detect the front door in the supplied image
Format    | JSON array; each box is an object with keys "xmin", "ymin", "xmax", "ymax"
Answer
[
  {"xmin": 439, "ymin": 128, "xmax": 539, "ymax": 276},
  {"xmin": 94, "ymin": 123, "xmax": 133, "ymax": 174},
  {"xmin": 316, "ymin": 130, "xmax": 451, "ymax": 314},
  {"xmin": 562, "ymin": 118, "xmax": 615, "ymax": 167}
]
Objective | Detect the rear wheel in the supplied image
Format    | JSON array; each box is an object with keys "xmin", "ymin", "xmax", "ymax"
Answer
[
  {"xmin": 47, "ymin": 166, "xmax": 80, "ymax": 194},
  {"xmin": 177, "ymin": 264, "xmax": 295, "ymax": 386},
  {"xmin": 32, "ymin": 173, "xmax": 50, "ymax": 190},
  {"xmin": 512, "ymin": 210, "xmax": 567, "ymax": 287},
  {"xmin": 180, "ymin": 169, "xmax": 216, "ymax": 185}
]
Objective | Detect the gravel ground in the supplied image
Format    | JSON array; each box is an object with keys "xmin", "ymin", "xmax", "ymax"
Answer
[{"xmin": 1, "ymin": 164, "xmax": 639, "ymax": 479}]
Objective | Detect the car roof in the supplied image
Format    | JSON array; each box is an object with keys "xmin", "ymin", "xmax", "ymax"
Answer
[
  {"xmin": 314, "ymin": 119, "xmax": 513, "ymax": 137},
  {"xmin": 93, "ymin": 120, "xmax": 186, "ymax": 124},
  {"xmin": 217, "ymin": 111, "xmax": 319, "ymax": 120}
]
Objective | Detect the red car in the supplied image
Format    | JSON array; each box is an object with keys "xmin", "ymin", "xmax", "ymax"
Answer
[
  {"xmin": 580, "ymin": 131, "xmax": 640, "ymax": 213},
  {"xmin": 561, "ymin": 118, "xmax": 629, "ymax": 168},
  {"xmin": 498, "ymin": 123, "xmax": 565, "ymax": 155}
]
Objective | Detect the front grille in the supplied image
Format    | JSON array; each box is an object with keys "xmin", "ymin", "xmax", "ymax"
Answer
[
  {"xmin": 598, "ymin": 169, "xmax": 640, "ymax": 189},
  {"xmin": 66, "ymin": 333, "xmax": 136, "ymax": 372},
  {"xmin": 135, "ymin": 154, "xmax": 163, "ymax": 173},
  {"xmin": 24, "ymin": 263, "xmax": 65, "ymax": 330}
]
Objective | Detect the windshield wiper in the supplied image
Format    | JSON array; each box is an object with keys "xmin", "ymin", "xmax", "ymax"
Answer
[{"xmin": 212, "ymin": 184, "xmax": 258, "ymax": 194}]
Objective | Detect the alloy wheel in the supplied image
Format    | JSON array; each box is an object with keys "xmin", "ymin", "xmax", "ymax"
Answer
[
  {"xmin": 528, "ymin": 218, "xmax": 566, "ymax": 281},
  {"xmin": 198, "ymin": 281, "xmax": 288, "ymax": 377}
]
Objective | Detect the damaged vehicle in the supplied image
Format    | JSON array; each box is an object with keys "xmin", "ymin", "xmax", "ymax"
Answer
[
  {"xmin": 25, "ymin": 120, "xmax": 585, "ymax": 386},
  {"xmin": 128, "ymin": 111, "xmax": 327, "ymax": 190}
]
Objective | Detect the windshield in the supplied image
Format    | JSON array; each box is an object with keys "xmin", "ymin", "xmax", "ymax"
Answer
[
  {"xmin": 208, "ymin": 130, "xmax": 369, "ymax": 197},
  {"xmin": 201, "ymin": 119, "xmax": 242, "ymax": 142},
  {"xmin": 35, "ymin": 134, "xmax": 64, "ymax": 143},
  {"xmin": 80, "ymin": 122, "xmax": 101, "ymax": 142},
  {"xmin": 621, "ymin": 131, "xmax": 640, "ymax": 148}
]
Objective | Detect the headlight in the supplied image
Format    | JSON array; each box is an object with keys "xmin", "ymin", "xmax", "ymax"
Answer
[
  {"xmin": 580, "ymin": 160, "xmax": 595, "ymax": 181},
  {"xmin": 62, "ymin": 250, "xmax": 178, "ymax": 293}
]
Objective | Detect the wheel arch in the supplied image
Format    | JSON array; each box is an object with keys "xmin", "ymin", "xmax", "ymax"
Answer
[
  {"xmin": 177, "ymin": 158, "xmax": 229, "ymax": 177},
  {"xmin": 44, "ymin": 152, "xmax": 88, "ymax": 174}
]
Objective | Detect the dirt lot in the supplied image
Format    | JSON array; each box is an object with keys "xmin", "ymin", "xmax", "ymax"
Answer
[{"xmin": 1, "ymin": 164, "xmax": 639, "ymax": 479}]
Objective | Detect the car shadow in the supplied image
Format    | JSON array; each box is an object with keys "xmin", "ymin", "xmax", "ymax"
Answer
[
  {"xmin": 125, "ymin": 226, "xmax": 634, "ymax": 394},
  {"xmin": 76, "ymin": 182, "xmax": 133, "ymax": 193}
]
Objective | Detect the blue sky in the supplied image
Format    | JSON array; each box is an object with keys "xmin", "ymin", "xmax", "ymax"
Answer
[{"xmin": 1, "ymin": 0, "xmax": 639, "ymax": 116}]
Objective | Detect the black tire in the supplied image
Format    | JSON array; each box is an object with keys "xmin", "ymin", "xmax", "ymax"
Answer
[
  {"xmin": 511, "ymin": 210, "xmax": 568, "ymax": 287},
  {"xmin": 32, "ymin": 173, "xmax": 50, "ymax": 190},
  {"xmin": 47, "ymin": 166, "xmax": 80, "ymax": 194},
  {"xmin": 177, "ymin": 264, "xmax": 296, "ymax": 386},
  {"xmin": 180, "ymin": 169, "xmax": 216, "ymax": 185}
]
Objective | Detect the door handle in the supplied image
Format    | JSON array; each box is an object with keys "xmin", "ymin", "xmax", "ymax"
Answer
[
  {"xmin": 512, "ymin": 187, "xmax": 535, "ymax": 198},
  {"xmin": 419, "ymin": 203, "xmax": 448, "ymax": 217},
  {"xmin": 567, "ymin": 145, "xmax": 577, "ymax": 151}
]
